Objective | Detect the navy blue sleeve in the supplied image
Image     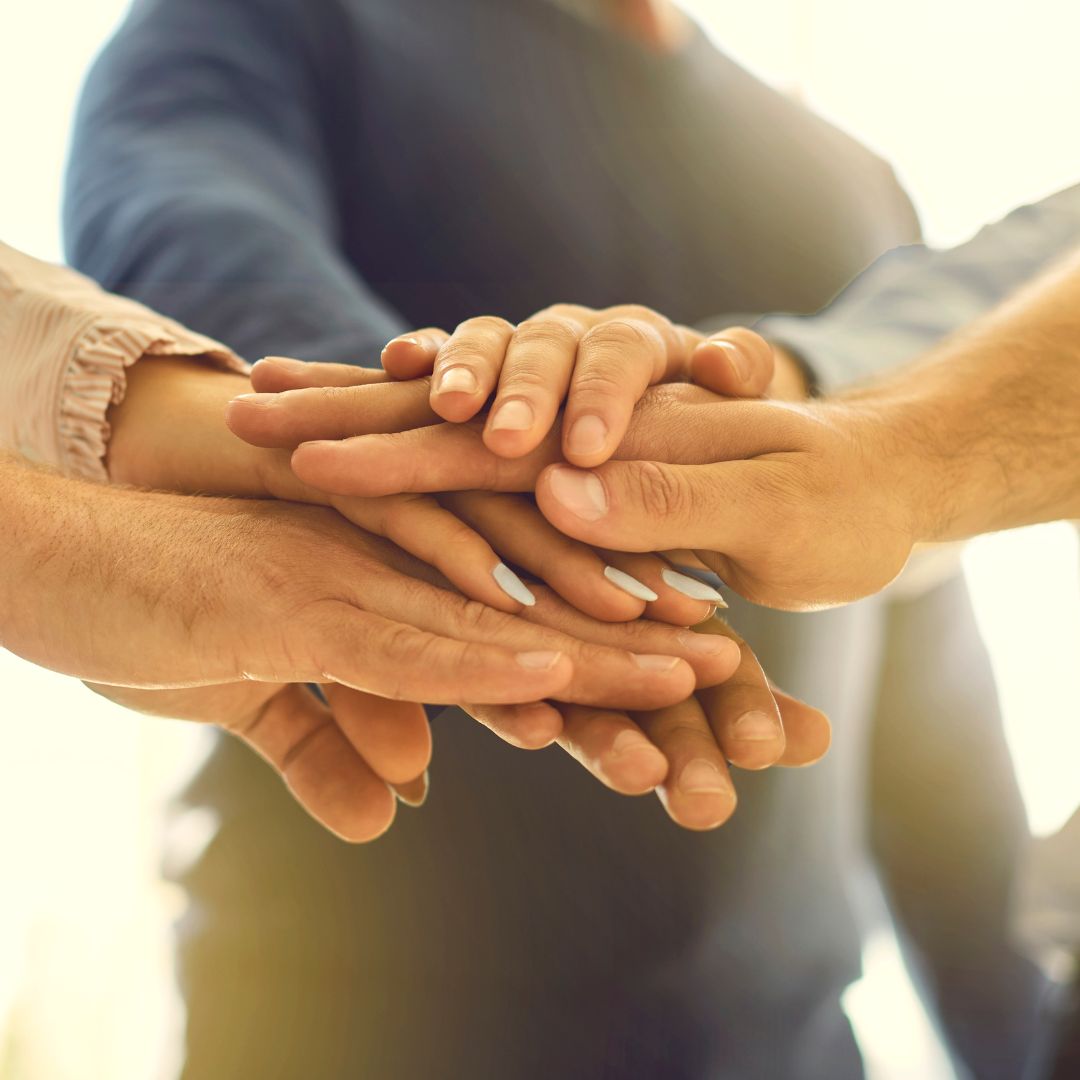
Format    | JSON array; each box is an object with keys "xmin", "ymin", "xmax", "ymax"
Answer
[{"xmin": 64, "ymin": 0, "xmax": 406, "ymax": 365}]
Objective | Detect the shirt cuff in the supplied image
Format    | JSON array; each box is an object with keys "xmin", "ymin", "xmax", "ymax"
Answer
[{"xmin": 61, "ymin": 317, "xmax": 248, "ymax": 482}]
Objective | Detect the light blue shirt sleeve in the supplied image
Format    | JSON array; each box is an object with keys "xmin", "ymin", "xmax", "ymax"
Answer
[{"xmin": 755, "ymin": 183, "xmax": 1080, "ymax": 392}]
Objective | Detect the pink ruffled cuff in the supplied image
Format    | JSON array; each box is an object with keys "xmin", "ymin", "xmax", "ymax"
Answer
[{"xmin": 0, "ymin": 242, "xmax": 247, "ymax": 482}]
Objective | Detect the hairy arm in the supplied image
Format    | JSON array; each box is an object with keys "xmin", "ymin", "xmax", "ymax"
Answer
[{"xmin": 860, "ymin": 246, "xmax": 1080, "ymax": 540}]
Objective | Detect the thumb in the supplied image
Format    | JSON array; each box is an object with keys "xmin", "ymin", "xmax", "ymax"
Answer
[
  {"xmin": 689, "ymin": 327, "xmax": 775, "ymax": 399},
  {"xmin": 535, "ymin": 459, "xmax": 751, "ymax": 553}
]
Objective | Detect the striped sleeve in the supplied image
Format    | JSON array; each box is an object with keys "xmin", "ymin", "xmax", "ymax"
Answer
[{"xmin": 0, "ymin": 241, "xmax": 246, "ymax": 481}]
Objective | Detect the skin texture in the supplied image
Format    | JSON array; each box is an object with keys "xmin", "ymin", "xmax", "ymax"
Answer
[
  {"xmin": 222, "ymin": 330, "xmax": 831, "ymax": 823},
  {"xmin": 378, "ymin": 305, "xmax": 774, "ymax": 465},
  {"xmin": 97, "ymin": 325, "xmax": 828, "ymax": 831},
  {"xmin": 280, "ymin": 247, "xmax": 1080, "ymax": 614},
  {"xmin": 2, "ymin": 452, "xmax": 779, "ymax": 837}
]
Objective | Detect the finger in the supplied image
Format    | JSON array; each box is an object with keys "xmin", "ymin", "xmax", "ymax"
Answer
[
  {"xmin": 341, "ymin": 576, "xmax": 700, "ymax": 711},
  {"xmin": 602, "ymin": 551, "xmax": 722, "ymax": 626},
  {"xmin": 251, "ymin": 358, "xmax": 392, "ymax": 393},
  {"xmin": 380, "ymin": 328, "xmax": 451, "ymax": 379},
  {"xmin": 287, "ymin": 393, "xmax": 806, "ymax": 498},
  {"xmin": 772, "ymin": 685, "xmax": 831, "ymax": 767},
  {"xmin": 484, "ymin": 313, "xmax": 585, "ymax": 458},
  {"xmin": 233, "ymin": 683, "xmax": 397, "ymax": 843},
  {"xmin": 439, "ymin": 491, "xmax": 649, "ymax": 622},
  {"xmin": 298, "ymin": 602, "xmax": 576, "ymax": 705},
  {"xmin": 536, "ymin": 458, "xmax": 763, "ymax": 554},
  {"xmin": 465, "ymin": 701, "xmax": 565, "ymax": 750},
  {"xmin": 227, "ymin": 379, "xmax": 439, "ymax": 449},
  {"xmin": 292, "ymin": 420, "xmax": 559, "ymax": 496},
  {"xmin": 518, "ymin": 586, "xmax": 742, "ymax": 692},
  {"xmin": 635, "ymin": 698, "xmax": 738, "ymax": 830},
  {"xmin": 691, "ymin": 619, "xmax": 787, "ymax": 771},
  {"xmin": 333, "ymin": 493, "xmax": 539, "ymax": 614},
  {"xmin": 429, "ymin": 315, "xmax": 514, "ymax": 422},
  {"xmin": 322, "ymin": 684, "xmax": 432, "ymax": 785},
  {"xmin": 558, "ymin": 704, "xmax": 668, "ymax": 795},
  {"xmin": 690, "ymin": 327, "xmax": 775, "ymax": 398},
  {"xmin": 563, "ymin": 309, "xmax": 685, "ymax": 467}
]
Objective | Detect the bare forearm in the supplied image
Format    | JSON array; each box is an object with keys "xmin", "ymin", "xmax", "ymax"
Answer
[
  {"xmin": 0, "ymin": 453, "xmax": 243, "ymax": 685},
  {"xmin": 854, "ymin": 249, "xmax": 1080, "ymax": 542}
]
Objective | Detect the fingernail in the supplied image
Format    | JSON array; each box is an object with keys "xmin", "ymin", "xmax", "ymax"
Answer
[
  {"xmin": 709, "ymin": 339, "xmax": 751, "ymax": 382},
  {"xmin": 631, "ymin": 653, "xmax": 681, "ymax": 672},
  {"xmin": 609, "ymin": 729, "xmax": 659, "ymax": 758},
  {"xmin": 677, "ymin": 630, "xmax": 736, "ymax": 656},
  {"xmin": 229, "ymin": 392, "xmax": 276, "ymax": 405},
  {"xmin": 566, "ymin": 414, "xmax": 609, "ymax": 457},
  {"xmin": 436, "ymin": 366, "xmax": 479, "ymax": 395},
  {"xmin": 258, "ymin": 356, "xmax": 306, "ymax": 372},
  {"xmin": 381, "ymin": 335, "xmax": 421, "ymax": 360},
  {"xmin": 516, "ymin": 650, "xmax": 563, "ymax": 670},
  {"xmin": 547, "ymin": 466, "xmax": 608, "ymax": 521},
  {"xmin": 493, "ymin": 562, "xmax": 536, "ymax": 606},
  {"xmin": 603, "ymin": 566, "xmax": 658, "ymax": 602},
  {"xmin": 678, "ymin": 758, "xmax": 730, "ymax": 795},
  {"xmin": 395, "ymin": 770, "xmax": 430, "ymax": 807},
  {"xmin": 734, "ymin": 711, "xmax": 780, "ymax": 741},
  {"xmin": 661, "ymin": 568, "xmax": 727, "ymax": 606},
  {"xmin": 489, "ymin": 398, "xmax": 535, "ymax": 432}
]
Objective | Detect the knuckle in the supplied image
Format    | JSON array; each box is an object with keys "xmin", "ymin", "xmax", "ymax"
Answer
[
  {"xmin": 632, "ymin": 461, "xmax": 689, "ymax": 519},
  {"xmin": 512, "ymin": 317, "xmax": 583, "ymax": 349},
  {"xmin": 455, "ymin": 315, "xmax": 513, "ymax": 338},
  {"xmin": 572, "ymin": 366, "xmax": 628, "ymax": 401},
  {"xmin": 581, "ymin": 318, "xmax": 658, "ymax": 353},
  {"xmin": 455, "ymin": 596, "xmax": 507, "ymax": 635},
  {"xmin": 497, "ymin": 366, "xmax": 553, "ymax": 392},
  {"xmin": 435, "ymin": 338, "xmax": 483, "ymax": 369}
]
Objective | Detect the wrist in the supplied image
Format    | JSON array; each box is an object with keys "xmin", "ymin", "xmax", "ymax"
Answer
[
  {"xmin": 107, "ymin": 359, "xmax": 270, "ymax": 496},
  {"xmin": 844, "ymin": 382, "xmax": 987, "ymax": 545}
]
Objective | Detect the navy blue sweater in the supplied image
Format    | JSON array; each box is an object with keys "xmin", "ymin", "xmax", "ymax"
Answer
[{"xmin": 65, "ymin": 2, "xmax": 923, "ymax": 1077}]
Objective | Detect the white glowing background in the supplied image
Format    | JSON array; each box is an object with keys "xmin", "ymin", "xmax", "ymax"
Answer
[{"xmin": 2, "ymin": 2, "xmax": 1079, "ymax": 1078}]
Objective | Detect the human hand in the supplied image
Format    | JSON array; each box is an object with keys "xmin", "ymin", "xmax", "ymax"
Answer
[
  {"xmin": 272, "ymin": 358, "xmax": 910, "ymax": 610},
  {"xmin": 112, "ymin": 359, "xmax": 719, "ymax": 623},
  {"xmin": 88, "ymin": 680, "xmax": 431, "ymax": 842},
  {"xmin": 231, "ymin": 358, "xmax": 727, "ymax": 623},
  {"xmin": 378, "ymin": 305, "xmax": 775, "ymax": 464},
  {"xmin": 466, "ymin": 614, "xmax": 830, "ymax": 830}
]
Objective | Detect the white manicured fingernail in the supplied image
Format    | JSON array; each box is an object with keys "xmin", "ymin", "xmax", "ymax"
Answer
[
  {"xmin": 603, "ymin": 566, "xmax": 658, "ymax": 602},
  {"xmin": 661, "ymin": 568, "xmax": 728, "ymax": 606},
  {"xmin": 566, "ymin": 414, "xmax": 609, "ymax": 457},
  {"xmin": 546, "ymin": 466, "xmax": 608, "ymax": 520},
  {"xmin": 395, "ymin": 770, "xmax": 430, "ymax": 807},
  {"xmin": 493, "ymin": 562, "xmax": 536, "ymax": 606},
  {"xmin": 631, "ymin": 654, "xmax": 681, "ymax": 672},
  {"xmin": 489, "ymin": 399, "xmax": 535, "ymax": 432},
  {"xmin": 516, "ymin": 650, "xmax": 563, "ymax": 670},
  {"xmin": 436, "ymin": 366, "xmax": 479, "ymax": 394}
]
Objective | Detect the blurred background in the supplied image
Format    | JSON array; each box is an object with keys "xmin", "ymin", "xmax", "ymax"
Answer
[{"xmin": 1, "ymin": 2, "xmax": 1078, "ymax": 1078}]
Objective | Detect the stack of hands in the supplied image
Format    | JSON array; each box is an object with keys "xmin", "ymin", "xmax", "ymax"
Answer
[{"xmin": 89, "ymin": 302, "xmax": 915, "ymax": 843}]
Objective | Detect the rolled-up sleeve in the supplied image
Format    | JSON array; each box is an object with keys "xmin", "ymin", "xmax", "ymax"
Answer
[
  {"xmin": 755, "ymin": 183, "xmax": 1080, "ymax": 392},
  {"xmin": 0, "ymin": 242, "xmax": 245, "ymax": 481}
]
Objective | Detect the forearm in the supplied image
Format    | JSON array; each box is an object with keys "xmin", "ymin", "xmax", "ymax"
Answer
[
  {"xmin": 860, "ymin": 248, "xmax": 1080, "ymax": 541},
  {"xmin": 0, "ymin": 454, "xmax": 244, "ymax": 684},
  {"xmin": 758, "ymin": 183, "xmax": 1080, "ymax": 393}
]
